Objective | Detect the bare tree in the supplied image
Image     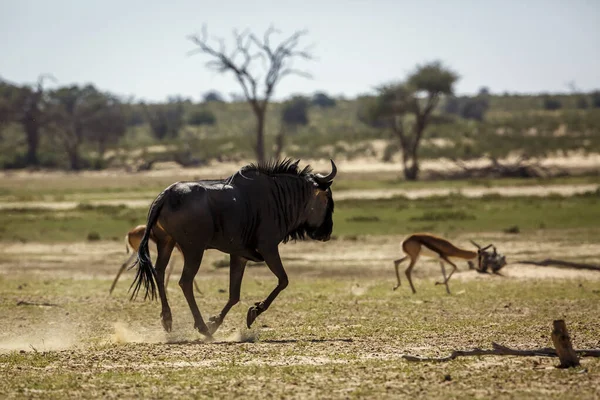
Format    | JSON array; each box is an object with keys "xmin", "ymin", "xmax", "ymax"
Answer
[{"xmin": 187, "ymin": 25, "xmax": 313, "ymax": 163}]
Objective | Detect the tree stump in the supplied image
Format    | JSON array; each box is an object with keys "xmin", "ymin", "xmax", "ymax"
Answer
[{"xmin": 551, "ymin": 320, "xmax": 580, "ymax": 368}]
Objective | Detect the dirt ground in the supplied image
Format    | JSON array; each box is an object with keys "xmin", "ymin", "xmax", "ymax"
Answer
[
  {"xmin": 1, "ymin": 154, "xmax": 600, "ymax": 398},
  {"xmin": 1, "ymin": 233, "xmax": 599, "ymax": 399},
  {"xmin": 1, "ymin": 232, "xmax": 599, "ymax": 283}
]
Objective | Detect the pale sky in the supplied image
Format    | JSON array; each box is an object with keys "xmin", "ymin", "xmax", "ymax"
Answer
[{"xmin": 1, "ymin": 0, "xmax": 598, "ymax": 102}]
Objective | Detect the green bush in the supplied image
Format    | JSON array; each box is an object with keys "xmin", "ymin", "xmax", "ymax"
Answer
[{"xmin": 188, "ymin": 109, "xmax": 217, "ymax": 126}]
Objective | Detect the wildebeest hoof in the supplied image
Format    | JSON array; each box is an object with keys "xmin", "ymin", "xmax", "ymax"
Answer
[
  {"xmin": 195, "ymin": 323, "xmax": 214, "ymax": 341},
  {"xmin": 206, "ymin": 316, "xmax": 222, "ymax": 335},
  {"xmin": 160, "ymin": 312, "xmax": 172, "ymax": 332},
  {"xmin": 246, "ymin": 304, "xmax": 262, "ymax": 328}
]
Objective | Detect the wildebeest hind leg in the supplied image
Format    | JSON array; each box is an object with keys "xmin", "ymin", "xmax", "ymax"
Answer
[
  {"xmin": 247, "ymin": 249, "xmax": 288, "ymax": 329},
  {"xmin": 207, "ymin": 255, "xmax": 247, "ymax": 335},
  {"xmin": 178, "ymin": 248, "xmax": 212, "ymax": 339},
  {"xmin": 154, "ymin": 239, "xmax": 176, "ymax": 332}
]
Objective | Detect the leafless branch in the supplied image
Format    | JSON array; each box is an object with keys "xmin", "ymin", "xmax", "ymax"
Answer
[
  {"xmin": 188, "ymin": 26, "xmax": 312, "ymax": 109},
  {"xmin": 187, "ymin": 25, "xmax": 313, "ymax": 162},
  {"xmin": 402, "ymin": 342, "xmax": 600, "ymax": 362}
]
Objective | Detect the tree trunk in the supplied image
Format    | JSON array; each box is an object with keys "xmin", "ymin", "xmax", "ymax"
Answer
[
  {"xmin": 274, "ymin": 126, "xmax": 285, "ymax": 160},
  {"xmin": 551, "ymin": 320, "xmax": 580, "ymax": 368},
  {"xmin": 403, "ymin": 157, "xmax": 419, "ymax": 181},
  {"xmin": 67, "ymin": 123, "xmax": 84, "ymax": 171},
  {"xmin": 67, "ymin": 145, "xmax": 82, "ymax": 171},
  {"xmin": 24, "ymin": 122, "xmax": 39, "ymax": 166},
  {"xmin": 255, "ymin": 111, "xmax": 266, "ymax": 164}
]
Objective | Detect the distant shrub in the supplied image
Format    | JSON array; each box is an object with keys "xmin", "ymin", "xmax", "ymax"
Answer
[
  {"xmin": 87, "ymin": 231, "xmax": 101, "ymax": 241},
  {"xmin": 213, "ymin": 259, "xmax": 229, "ymax": 269},
  {"xmin": 188, "ymin": 109, "xmax": 217, "ymax": 126},
  {"xmin": 444, "ymin": 92, "xmax": 490, "ymax": 121},
  {"xmin": 346, "ymin": 215, "xmax": 381, "ymax": 222},
  {"xmin": 410, "ymin": 210, "xmax": 476, "ymax": 222},
  {"xmin": 576, "ymin": 96, "xmax": 589, "ymax": 109},
  {"xmin": 504, "ymin": 225, "xmax": 520, "ymax": 234},
  {"xmin": 591, "ymin": 91, "xmax": 600, "ymax": 108},
  {"xmin": 282, "ymin": 96, "xmax": 310, "ymax": 126},
  {"xmin": 311, "ymin": 92, "xmax": 336, "ymax": 108},
  {"xmin": 542, "ymin": 97, "xmax": 562, "ymax": 110},
  {"xmin": 202, "ymin": 90, "xmax": 225, "ymax": 103}
]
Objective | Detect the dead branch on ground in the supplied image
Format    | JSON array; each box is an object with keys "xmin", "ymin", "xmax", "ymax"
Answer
[
  {"xmin": 16, "ymin": 300, "xmax": 60, "ymax": 307},
  {"xmin": 517, "ymin": 259, "xmax": 600, "ymax": 272},
  {"xmin": 402, "ymin": 320, "xmax": 598, "ymax": 368},
  {"xmin": 401, "ymin": 342, "xmax": 600, "ymax": 363},
  {"xmin": 432, "ymin": 156, "xmax": 568, "ymax": 180}
]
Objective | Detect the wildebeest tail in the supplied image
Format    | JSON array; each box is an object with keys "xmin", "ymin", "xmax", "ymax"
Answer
[{"xmin": 128, "ymin": 190, "xmax": 167, "ymax": 301}]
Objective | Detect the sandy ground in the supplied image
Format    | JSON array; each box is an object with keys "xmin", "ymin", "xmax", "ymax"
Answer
[
  {"xmin": 0, "ymin": 234, "xmax": 599, "ymax": 398},
  {"xmin": 2, "ymin": 151, "xmax": 600, "ymax": 180},
  {"xmin": 1, "ymin": 233, "xmax": 598, "ymax": 283}
]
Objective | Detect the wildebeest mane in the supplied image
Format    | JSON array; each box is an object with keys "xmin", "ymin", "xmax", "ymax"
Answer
[
  {"xmin": 234, "ymin": 158, "xmax": 324, "ymax": 244},
  {"xmin": 242, "ymin": 158, "xmax": 313, "ymax": 180}
]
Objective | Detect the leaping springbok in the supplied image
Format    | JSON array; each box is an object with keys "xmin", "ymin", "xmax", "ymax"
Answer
[
  {"xmin": 393, "ymin": 233, "xmax": 492, "ymax": 294},
  {"xmin": 110, "ymin": 225, "xmax": 201, "ymax": 295}
]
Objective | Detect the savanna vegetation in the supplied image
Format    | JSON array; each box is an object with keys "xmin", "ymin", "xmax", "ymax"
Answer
[
  {"xmin": 2, "ymin": 25, "xmax": 600, "ymax": 400},
  {"xmin": 3, "ymin": 53, "xmax": 600, "ymax": 180}
]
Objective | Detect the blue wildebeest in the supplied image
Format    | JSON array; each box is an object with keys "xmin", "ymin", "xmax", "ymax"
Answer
[{"xmin": 130, "ymin": 158, "xmax": 337, "ymax": 339}]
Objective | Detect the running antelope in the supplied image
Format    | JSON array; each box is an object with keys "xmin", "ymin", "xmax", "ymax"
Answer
[
  {"xmin": 110, "ymin": 225, "xmax": 201, "ymax": 295},
  {"xmin": 392, "ymin": 233, "xmax": 492, "ymax": 294}
]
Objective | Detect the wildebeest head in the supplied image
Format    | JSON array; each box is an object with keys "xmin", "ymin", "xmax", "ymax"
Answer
[
  {"xmin": 470, "ymin": 240, "xmax": 507, "ymax": 274},
  {"xmin": 304, "ymin": 159, "xmax": 337, "ymax": 241}
]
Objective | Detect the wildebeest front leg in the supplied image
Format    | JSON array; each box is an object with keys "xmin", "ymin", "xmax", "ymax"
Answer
[
  {"xmin": 165, "ymin": 258, "xmax": 202, "ymax": 295},
  {"xmin": 179, "ymin": 249, "xmax": 212, "ymax": 339},
  {"xmin": 207, "ymin": 255, "xmax": 247, "ymax": 335},
  {"xmin": 247, "ymin": 249, "xmax": 288, "ymax": 328}
]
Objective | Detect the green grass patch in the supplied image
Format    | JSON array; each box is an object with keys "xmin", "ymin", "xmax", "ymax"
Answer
[{"xmin": 0, "ymin": 190, "xmax": 598, "ymax": 242}]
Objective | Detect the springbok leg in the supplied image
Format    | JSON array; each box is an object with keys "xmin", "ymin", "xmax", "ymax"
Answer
[
  {"xmin": 393, "ymin": 256, "xmax": 407, "ymax": 291},
  {"xmin": 109, "ymin": 252, "xmax": 136, "ymax": 295}
]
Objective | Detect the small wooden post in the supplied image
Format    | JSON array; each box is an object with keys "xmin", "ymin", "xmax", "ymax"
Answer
[{"xmin": 551, "ymin": 319, "xmax": 580, "ymax": 368}]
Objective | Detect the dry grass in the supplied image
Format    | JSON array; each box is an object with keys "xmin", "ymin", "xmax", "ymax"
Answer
[{"xmin": 0, "ymin": 233, "xmax": 599, "ymax": 399}]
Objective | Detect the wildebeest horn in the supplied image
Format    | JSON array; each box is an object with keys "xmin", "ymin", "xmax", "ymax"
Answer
[{"xmin": 314, "ymin": 159, "xmax": 337, "ymax": 185}]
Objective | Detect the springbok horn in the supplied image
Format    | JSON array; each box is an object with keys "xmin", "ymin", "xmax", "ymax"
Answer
[
  {"xmin": 314, "ymin": 159, "xmax": 337, "ymax": 185},
  {"xmin": 470, "ymin": 240, "xmax": 482, "ymax": 249}
]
